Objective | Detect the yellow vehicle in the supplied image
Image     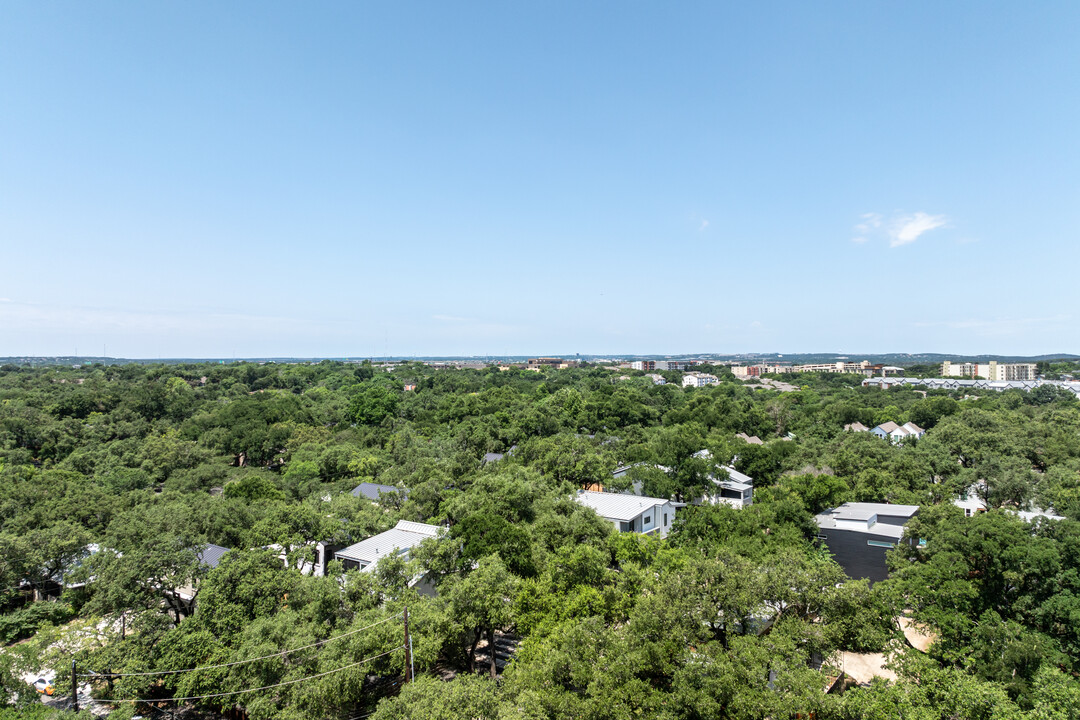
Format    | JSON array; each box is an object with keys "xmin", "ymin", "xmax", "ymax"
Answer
[{"xmin": 32, "ymin": 678, "xmax": 54, "ymax": 696}]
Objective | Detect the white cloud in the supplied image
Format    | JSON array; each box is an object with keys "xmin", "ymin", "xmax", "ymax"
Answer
[
  {"xmin": 852, "ymin": 211, "xmax": 948, "ymax": 247},
  {"xmin": 888, "ymin": 212, "xmax": 948, "ymax": 247},
  {"xmin": 698, "ymin": 219, "xmax": 709, "ymax": 232}
]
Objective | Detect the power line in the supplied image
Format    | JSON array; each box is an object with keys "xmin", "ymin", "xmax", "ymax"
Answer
[
  {"xmin": 81, "ymin": 613, "xmax": 403, "ymax": 678},
  {"xmin": 91, "ymin": 646, "xmax": 403, "ymax": 704}
]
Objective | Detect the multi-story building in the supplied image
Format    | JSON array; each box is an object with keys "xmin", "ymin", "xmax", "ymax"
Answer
[
  {"xmin": 942, "ymin": 361, "xmax": 1038, "ymax": 381},
  {"xmin": 814, "ymin": 502, "xmax": 920, "ymax": 583},
  {"xmin": 682, "ymin": 372, "xmax": 719, "ymax": 388},
  {"xmin": 526, "ymin": 357, "xmax": 563, "ymax": 371}
]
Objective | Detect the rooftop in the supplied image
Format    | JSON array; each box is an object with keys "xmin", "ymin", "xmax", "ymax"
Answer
[
  {"xmin": 350, "ymin": 482, "xmax": 409, "ymax": 501},
  {"xmin": 197, "ymin": 544, "xmax": 230, "ymax": 569},
  {"xmin": 335, "ymin": 520, "xmax": 441, "ymax": 566},
  {"xmin": 575, "ymin": 490, "xmax": 669, "ymax": 522}
]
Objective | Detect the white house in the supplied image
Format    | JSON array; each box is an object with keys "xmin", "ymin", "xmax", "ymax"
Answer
[
  {"xmin": 334, "ymin": 520, "xmax": 441, "ymax": 573},
  {"xmin": 575, "ymin": 491, "xmax": 676, "ymax": 538},
  {"xmin": 953, "ymin": 482, "xmax": 1065, "ymax": 521},
  {"xmin": 870, "ymin": 421, "xmax": 925, "ymax": 443},
  {"xmin": 703, "ymin": 466, "xmax": 754, "ymax": 508}
]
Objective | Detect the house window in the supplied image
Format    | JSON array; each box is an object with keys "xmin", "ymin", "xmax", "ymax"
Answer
[
  {"xmin": 620, "ymin": 521, "xmax": 630, "ymax": 532},
  {"xmin": 664, "ymin": 513, "xmax": 668, "ymax": 526},
  {"xmin": 644, "ymin": 515, "xmax": 652, "ymax": 526},
  {"xmin": 867, "ymin": 540, "xmax": 895, "ymax": 548}
]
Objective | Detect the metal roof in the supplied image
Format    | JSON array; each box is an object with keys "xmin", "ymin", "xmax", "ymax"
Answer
[
  {"xmin": 575, "ymin": 491, "xmax": 669, "ymax": 522},
  {"xmin": 197, "ymin": 544, "xmax": 231, "ymax": 569},
  {"xmin": 350, "ymin": 482, "xmax": 409, "ymax": 501},
  {"xmin": 334, "ymin": 520, "xmax": 441, "ymax": 565}
]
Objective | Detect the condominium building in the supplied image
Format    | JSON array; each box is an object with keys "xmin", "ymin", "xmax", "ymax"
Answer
[
  {"xmin": 942, "ymin": 361, "xmax": 1037, "ymax": 381},
  {"xmin": 682, "ymin": 372, "xmax": 719, "ymax": 387}
]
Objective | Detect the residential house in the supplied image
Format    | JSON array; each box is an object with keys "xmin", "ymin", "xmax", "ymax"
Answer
[
  {"xmin": 574, "ymin": 491, "xmax": 676, "ymax": 538},
  {"xmin": 735, "ymin": 432, "xmax": 764, "ymax": 445},
  {"xmin": 350, "ymin": 482, "xmax": 409, "ymax": 503},
  {"xmin": 844, "ymin": 422, "xmax": 869, "ymax": 433},
  {"xmin": 482, "ymin": 445, "xmax": 518, "ymax": 465},
  {"xmin": 870, "ymin": 421, "xmax": 925, "ymax": 443},
  {"xmin": 334, "ymin": 520, "xmax": 442, "ymax": 594},
  {"xmin": 271, "ymin": 541, "xmax": 334, "ymax": 577},
  {"xmin": 171, "ymin": 543, "xmax": 230, "ymax": 615},
  {"xmin": 953, "ymin": 482, "xmax": 1065, "ymax": 521},
  {"xmin": 703, "ymin": 466, "xmax": 754, "ymax": 508},
  {"xmin": 814, "ymin": 503, "xmax": 919, "ymax": 583}
]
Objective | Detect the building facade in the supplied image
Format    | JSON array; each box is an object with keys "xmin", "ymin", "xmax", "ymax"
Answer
[{"xmin": 814, "ymin": 503, "xmax": 920, "ymax": 583}]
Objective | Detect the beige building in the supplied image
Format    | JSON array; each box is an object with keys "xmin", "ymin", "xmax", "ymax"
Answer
[{"xmin": 942, "ymin": 361, "xmax": 1037, "ymax": 381}]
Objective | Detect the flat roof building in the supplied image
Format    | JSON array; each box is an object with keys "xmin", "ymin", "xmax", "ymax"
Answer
[{"xmin": 815, "ymin": 503, "xmax": 919, "ymax": 583}]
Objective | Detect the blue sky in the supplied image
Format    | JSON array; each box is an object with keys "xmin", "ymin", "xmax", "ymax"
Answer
[{"xmin": 2, "ymin": 2, "xmax": 1077, "ymax": 358}]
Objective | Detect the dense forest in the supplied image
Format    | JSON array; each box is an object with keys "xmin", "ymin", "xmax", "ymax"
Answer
[{"xmin": 2, "ymin": 360, "xmax": 1079, "ymax": 720}]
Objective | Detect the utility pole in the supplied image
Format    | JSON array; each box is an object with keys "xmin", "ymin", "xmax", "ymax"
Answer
[
  {"xmin": 403, "ymin": 606, "xmax": 413, "ymax": 683},
  {"xmin": 71, "ymin": 660, "xmax": 78, "ymax": 713}
]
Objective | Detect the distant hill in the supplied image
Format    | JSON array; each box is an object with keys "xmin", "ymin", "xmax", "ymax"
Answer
[{"xmin": 2, "ymin": 352, "xmax": 1078, "ymax": 368}]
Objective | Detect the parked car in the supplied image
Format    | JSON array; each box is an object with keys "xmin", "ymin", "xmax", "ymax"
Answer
[{"xmin": 32, "ymin": 678, "xmax": 54, "ymax": 696}]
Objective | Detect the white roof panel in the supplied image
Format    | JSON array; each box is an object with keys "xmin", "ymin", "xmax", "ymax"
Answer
[
  {"xmin": 335, "ymin": 520, "xmax": 441, "ymax": 565},
  {"xmin": 575, "ymin": 491, "xmax": 669, "ymax": 522}
]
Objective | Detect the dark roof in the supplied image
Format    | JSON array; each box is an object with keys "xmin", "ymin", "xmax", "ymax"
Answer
[
  {"xmin": 197, "ymin": 544, "xmax": 230, "ymax": 569},
  {"xmin": 350, "ymin": 482, "xmax": 409, "ymax": 501}
]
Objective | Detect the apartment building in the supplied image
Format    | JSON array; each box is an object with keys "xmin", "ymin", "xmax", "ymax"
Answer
[
  {"xmin": 942, "ymin": 361, "xmax": 1038, "ymax": 381},
  {"xmin": 682, "ymin": 372, "xmax": 719, "ymax": 387}
]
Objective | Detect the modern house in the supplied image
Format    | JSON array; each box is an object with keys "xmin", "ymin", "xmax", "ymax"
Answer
[
  {"xmin": 814, "ymin": 503, "xmax": 920, "ymax": 583},
  {"xmin": 350, "ymin": 482, "xmax": 409, "ymax": 502},
  {"xmin": 703, "ymin": 466, "xmax": 754, "ymax": 508},
  {"xmin": 334, "ymin": 520, "xmax": 441, "ymax": 573},
  {"xmin": 575, "ymin": 490, "xmax": 676, "ymax": 538}
]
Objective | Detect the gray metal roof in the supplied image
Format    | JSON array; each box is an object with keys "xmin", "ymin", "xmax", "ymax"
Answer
[
  {"xmin": 575, "ymin": 491, "xmax": 670, "ymax": 522},
  {"xmin": 350, "ymin": 482, "xmax": 409, "ymax": 501},
  {"xmin": 334, "ymin": 520, "xmax": 441, "ymax": 566},
  {"xmin": 197, "ymin": 544, "xmax": 230, "ymax": 569}
]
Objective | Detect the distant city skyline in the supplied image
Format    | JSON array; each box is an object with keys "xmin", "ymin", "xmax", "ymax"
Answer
[{"xmin": 2, "ymin": 3, "xmax": 1077, "ymax": 357}]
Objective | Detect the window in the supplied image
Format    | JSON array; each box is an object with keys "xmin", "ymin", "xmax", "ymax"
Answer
[
  {"xmin": 867, "ymin": 540, "xmax": 895, "ymax": 548},
  {"xmin": 664, "ymin": 513, "xmax": 668, "ymax": 526},
  {"xmin": 619, "ymin": 521, "xmax": 630, "ymax": 532},
  {"xmin": 644, "ymin": 515, "xmax": 652, "ymax": 526}
]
